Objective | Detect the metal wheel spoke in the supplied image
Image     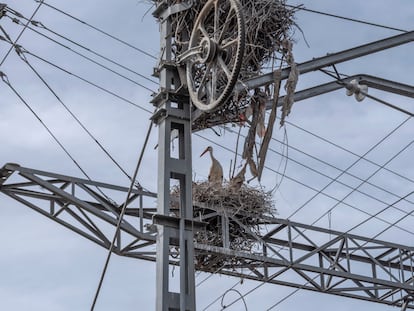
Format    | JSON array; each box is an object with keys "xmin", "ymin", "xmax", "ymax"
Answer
[
  {"xmin": 214, "ymin": 0, "xmax": 219, "ymax": 41},
  {"xmin": 212, "ymin": 66, "xmax": 218, "ymax": 100},
  {"xmin": 200, "ymin": 62, "xmax": 213, "ymax": 86},
  {"xmin": 218, "ymin": 55, "xmax": 232, "ymax": 79},
  {"xmin": 218, "ymin": 7, "xmax": 235, "ymax": 44},
  {"xmin": 198, "ymin": 24, "xmax": 209, "ymax": 39},
  {"xmin": 220, "ymin": 39, "xmax": 238, "ymax": 50}
]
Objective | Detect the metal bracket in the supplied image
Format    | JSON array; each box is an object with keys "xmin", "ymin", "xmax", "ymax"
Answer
[
  {"xmin": 152, "ymin": 214, "xmax": 206, "ymax": 232},
  {"xmin": 0, "ymin": 3, "xmax": 6, "ymax": 18},
  {"xmin": 0, "ymin": 162, "xmax": 18, "ymax": 186},
  {"xmin": 153, "ymin": 0, "xmax": 194, "ymax": 19}
]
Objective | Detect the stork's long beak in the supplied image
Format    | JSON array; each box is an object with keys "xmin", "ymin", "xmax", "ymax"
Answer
[{"xmin": 200, "ymin": 148, "xmax": 209, "ymax": 157}]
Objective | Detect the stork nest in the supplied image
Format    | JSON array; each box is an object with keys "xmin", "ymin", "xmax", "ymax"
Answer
[
  {"xmin": 152, "ymin": 0, "xmax": 299, "ymax": 130},
  {"xmin": 171, "ymin": 181, "xmax": 275, "ymax": 271}
]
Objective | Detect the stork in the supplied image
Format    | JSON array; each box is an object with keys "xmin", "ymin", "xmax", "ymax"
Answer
[{"xmin": 200, "ymin": 146, "xmax": 223, "ymax": 186}]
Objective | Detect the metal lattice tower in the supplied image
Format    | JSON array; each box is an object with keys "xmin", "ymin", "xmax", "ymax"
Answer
[
  {"xmin": 0, "ymin": 0, "xmax": 414, "ymax": 308},
  {"xmin": 152, "ymin": 2, "xmax": 196, "ymax": 310}
]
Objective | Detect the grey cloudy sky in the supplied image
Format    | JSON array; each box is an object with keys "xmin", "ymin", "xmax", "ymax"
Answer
[{"xmin": 0, "ymin": 0, "xmax": 413, "ymax": 310}]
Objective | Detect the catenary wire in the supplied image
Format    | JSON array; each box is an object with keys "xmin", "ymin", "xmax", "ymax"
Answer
[
  {"xmin": 0, "ymin": 71, "xmax": 112, "ymax": 200},
  {"xmin": 284, "ymin": 118, "xmax": 414, "ymax": 186},
  {"xmin": 4, "ymin": 15, "xmax": 156, "ymax": 92},
  {"xmin": 199, "ymin": 115, "xmax": 413, "ymax": 309},
  {"xmin": 91, "ymin": 119, "xmax": 154, "ymax": 310},
  {"xmin": 196, "ymin": 133, "xmax": 414, "ymax": 235},
  {"xmin": 11, "ymin": 42, "xmax": 139, "ymax": 186},
  {"xmin": 220, "ymin": 125, "xmax": 414, "ymax": 218},
  {"xmin": 0, "ymin": 1, "xmax": 44, "ymax": 67},
  {"xmin": 309, "ymin": 138, "xmax": 414, "ymax": 229},
  {"xmin": 287, "ymin": 4, "xmax": 408, "ymax": 33},
  {"xmin": 286, "ymin": 114, "xmax": 411, "ymax": 220},
  {"xmin": 4, "ymin": 9, "xmax": 158, "ymax": 86},
  {"xmin": 33, "ymin": 0, "xmax": 157, "ymax": 60},
  {"xmin": 269, "ymin": 133, "xmax": 414, "ymax": 207},
  {"xmin": 213, "ymin": 116, "xmax": 412, "ymax": 308},
  {"xmin": 18, "ymin": 47, "xmax": 154, "ymax": 113},
  {"xmin": 4, "ymin": 4, "xmax": 412, "ymax": 308}
]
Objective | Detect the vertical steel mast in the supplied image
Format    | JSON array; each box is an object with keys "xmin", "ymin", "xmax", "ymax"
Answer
[{"xmin": 152, "ymin": 2, "xmax": 195, "ymax": 310}]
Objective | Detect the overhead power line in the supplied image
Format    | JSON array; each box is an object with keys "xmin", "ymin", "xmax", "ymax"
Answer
[
  {"xmin": 34, "ymin": 0, "xmax": 158, "ymax": 60},
  {"xmin": 284, "ymin": 119, "xmax": 414, "ymax": 186},
  {"xmin": 195, "ymin": 133, "xmax": 414, "ymax": 237},
  {"xmin": 15, "ymin": 45, "xmax": 154, "ymax": 113},
  {"xmin": 287, "ymin": 4, "xmax": 408, "ymax": 33},
  {"xmin": 1, "ymin": 71, "xmax": 95, "ymax": 188},
  {"xmin": 287, "ymin": 116, "xmax": 412, "ymax": 219},
  {"xmin": 0, "ymin": 0, "xmax": 44, "ymax": 67},
  {"xmin": 221, "ymin": 125, "xmax": 414, "ymax": 217},
  {"xmin": 200, "ymin": 116, "xmax": 413, "ymax": 310},
  {"xmin": 10, "ymin": 43, "xmax": 137, "ymax": 185},
  {"xmin": 91, "ymin": 120, "xmax": 154, "ymax": 310},
  {"xmin": 4, "ymin": 9, "xmax": 158, "ymax": 86}
]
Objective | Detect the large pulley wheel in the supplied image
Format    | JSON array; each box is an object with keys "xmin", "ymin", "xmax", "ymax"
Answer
[{"xmin": 186, "ymin": 0, "xmax": 245, "ymax": 112}]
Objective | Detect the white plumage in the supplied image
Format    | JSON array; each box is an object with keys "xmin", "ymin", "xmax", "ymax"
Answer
[{"xmin": 200, "ymin": 146, "xmax": 223, "ymax": 186}]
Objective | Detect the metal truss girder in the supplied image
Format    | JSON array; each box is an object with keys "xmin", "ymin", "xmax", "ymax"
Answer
[
  {"xmin": 270, "ymin": 74, "xmax": 414, "ymax": 110},
  {"xmin": 239, "ymin": 31, "xmax": 414, "ymax": 91},
  {"xmin": 0, "ymin": 163, "xmax": 157, "ymax": 256},
  {"xmin": 2, "ymin": 164, "xmax": 414, "ymax": 308}
]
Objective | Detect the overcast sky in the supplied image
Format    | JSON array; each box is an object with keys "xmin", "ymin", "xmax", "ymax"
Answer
[{"xmin": 0, "ymin": 0, "xmax": 413, "ymax": 310}]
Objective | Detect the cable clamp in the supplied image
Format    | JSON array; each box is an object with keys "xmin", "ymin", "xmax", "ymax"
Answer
[
  {"xmin": 30, "ymin": 20, "xmax": 45, "ymax": 28},
  {"xmin": 0, "ymin": 71, "xmax": 9, "ymax": 84},
  {"xmin": 14, "ymin": 44, "xmax": 28, "ymax": 61}
]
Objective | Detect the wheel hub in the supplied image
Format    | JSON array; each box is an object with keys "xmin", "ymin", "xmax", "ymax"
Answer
[{"xmin": 200, "ymin": 37, "xmax": 218, "ymax": 63}]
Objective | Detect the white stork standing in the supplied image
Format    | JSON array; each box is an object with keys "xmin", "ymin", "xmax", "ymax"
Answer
[{"xmin": 200, "ymin": 146, "xmax": 223, "ymax": 186}]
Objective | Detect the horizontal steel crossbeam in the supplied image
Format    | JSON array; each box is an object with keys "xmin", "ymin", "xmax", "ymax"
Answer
[
  {"xmin": 239, "ymin": 31, "xmax": 414, "ymax": 91},
  {"xmin": 1, "ymin": 163, "xmax": 414, "ymax": 308}
]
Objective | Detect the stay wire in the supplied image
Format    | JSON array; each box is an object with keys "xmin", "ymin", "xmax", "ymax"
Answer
[
  {"xmin": 309, "ymin": 137, "xmax": 414, "ymax": 230},
  {"xmin": 90, "ymin": 119, "xmax": 154, "ymax": 310},
  {"xmin": 20, "ymin": 47, "xmax": 154, "ymax": 113},
  {"xmin": 287, "ymin": 4, "xmax": 408, "ymax": 33},
  {"xmin": 199, "ymin": 123, "xmax": 414, "ymax": 309},
  {"xmin": 246, "ymin": 116, "xmax": 413, "ymax": 309},
  {"xmin": 0, "ymin": 0, "xmax": 44, "ymax": 67},
  {"xmin": 12, "ymin": 43, "xmax": 137, "ymax": 186},
  {"xmin": 4, "ymin": 9, "xmax": 158, "ymax": 86},
  {"xmin": 198, "ymin": 131, "xmax": 414, "ymax": 310},
  {"xmin": 284, "ymin": 118, "xmax": 414, "ymax": 186},
  {"xmin": 196, "ymin": 132, "xmax": 414, "ymax": 236},
  {"xmin": 8, "ymin": 16, "xmax": 156, "ymax": 92},
  {"xmin": 34, "ymin": 0, "xmax": 157, "ymax": 60},
  {"xmin": 270, "ymin": 133, "xmax": 414, "ymax": 208},
  {"xmin": 219, "ymin": 125, "xmax": 414, "ymax": 226},
  {"xmin": 286, "ymin": 116, "xmax": 411, "ymax": 219},
  {"xmin": 0, "ymin": 71, "xmax": 101, "ymax": 195}
]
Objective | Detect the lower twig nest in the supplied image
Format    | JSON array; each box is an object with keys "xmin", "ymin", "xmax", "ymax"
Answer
[{"xmin": 171, "ymin": 181, "xmax": 275, "ymax": 271}]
